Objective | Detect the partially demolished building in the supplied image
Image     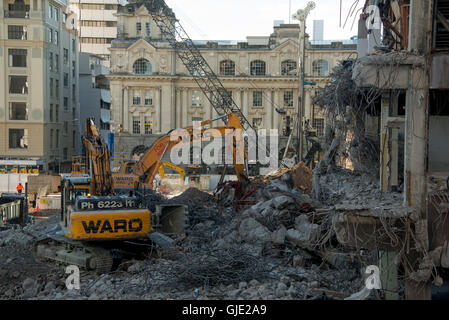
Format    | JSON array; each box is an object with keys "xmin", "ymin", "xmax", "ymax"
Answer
[{"xmin": 334, "ymin": 0, "xmax": 449, "ymax": 299}]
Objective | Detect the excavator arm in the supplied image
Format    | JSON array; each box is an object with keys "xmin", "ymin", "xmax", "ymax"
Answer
[
  {"xmin": 82, "ymin": 118, "xmax": 114, "ymax": 196},
  {"xmin": 158, "ymin": 162, "xmax": 186, "ymax": 184},
  {"xmin": 134, "ymin": 113, "xmax": 248, "ymax": 189}
]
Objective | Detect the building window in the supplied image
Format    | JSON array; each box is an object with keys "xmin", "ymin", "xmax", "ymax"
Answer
[
  {"xmin": 136, "ymin": 22, "xmax": 141, "ymax": 36},
  {"xmin": 49, "ymin": 52, "xmax": 53, "ymax": 71},
  {"xmin": 72, "ymin": 106, "xmax": 76, "ymax": 119},
  {"xmin": 55, "ymin": 54, "xmax": 59, "ymax": 72},
  {"xmin": 55, "ymin": 80, "xmax": 59, "ymax": 98},
  {"xmin": 72, "ymin": 61, "xmax": 76, "ymax": 77},
  {"xmin": 133, "ymin": 90, "xmax": 141, "ymax": 105},
  {"xmin": 283, "ymin": 116, "xmax": 292, "ymax": 136},
  {"xmin": 50, "ymin": 129, "xmax": 54, "ymax": 149},
  {"xmin": 284, "ymin": 91, "xmax": 294, "ymax": 107},
  {"xmin": 8, "ymin": 25, "xmax": 27, "ymax": 40},
  {"xmin": 54, "ymin": 7, "xmax": 58, "ymax": 21},
  {"xmin": 50, "ymin": 78, "xmax": 53, "ymax": 97},
  {"xmin": 63, "ymin": 73, "xmax": 68, "ymax": 87},
  {"xmin": 132, "ymin": 116, "xmax": 141, "ymax": 134},
  {"xmin": 63, "ymin": 148, "xmax": 68, "ymax": 160},
  {"xmin": 144, "ymin": 90, "xmax": 153, "ymax": 105},
  {"xmin": 63, "ymin": 48, "xmax": 68, "ymax": 65},
  {"xmin": 144, "ymin": 117, "xmax": 152, "ymax": 134},
  {"xmin": 63, "ymin": 97, "xmax": 68, "ymax": 112},
  {"xmin": 80, "ymin": 38, "xmax": 113, "ymax": 44},
  {"xmin": 9, "ymin": 102, "xmax": 28, "ymax": 120},
  {"xmin": 133, "ymin": 59, "xmax": 152, "ymax": 75},
  {"xmin": 9, "ymin": 76, "xmax": 28, "ymax": 94},
  {"xmin": 72, "ymin": 131, "xmax": 76, "ymax": 149},
  {"xmin": 50, "ymin": 104, "xmax": 53, "ymax": 122},
  {"xmin": 72, "ymin": 39, "xmax": 76, "ymax": 53},
  {"xmin": 145, "ymin": 22, "xmax": 151, "ymax": 37},
  {"xmin": 252, "ymin": 118, "xmax": 262, "ymax": 130},
  {"xmin": 54, "ymin": 31, "xmax": 58, "ymax": 45},
  {"xmin": 72, "ymin": 85, "xmax": 76, "ymax": 101},
  {"xmin": 7, "ymin": 2, "xmax": 30, "ymax": 17},
  {"xmin": 62, "ymin": 13, "xmax": 67, "ymax": 23},
  {"xmin": 8, "ymin": 49, "xmax": 27, "ymax": 67},
  {"xmin": 312, "ymin": 60, "xmax": 329, "ymax": 77},
  {"xmin": 63, "ymin": 121, "xmax": 68, "ymax": 135},
  {"xmin": 48, "ymin": 4, "xmax": 52, "ymax": 18},
  {"xmin": 192, "ymin": 90, "xmax": 202, "ymax": 107},
  {"xmin": 313, "ymin": 118, "xmax": 325, "ymax": 137},
  {"xmin": 220, "ymin": 60, "xmax": 235, "ymax": 76},
  {"xmin": 9, "ymin": 129, "xmax": 28, "ymax": 149},
  {"xmin": 81, "ymin": 21, "xmax": 117, "ymax": 27},
  {"xmin": 56, "ymin": 129, "xmax": 59, "ymax": 148},
  {"xmin": 250, "ymin": 60, "xmax": 266, "ymax": 76},
  {"xmin": 281, "ymin": 60, "xmax": 297, "ymax": 76},
  {"xmin": 252, "ymin": 91, "xmax": 263, "ymax": 107},
  {"xmin": 48, "ymin": 28, "xmax": 52, "ymax": 43},
  {"xmin": 55, "ymin": 104, "xmax": 59, "ymax": 121}
]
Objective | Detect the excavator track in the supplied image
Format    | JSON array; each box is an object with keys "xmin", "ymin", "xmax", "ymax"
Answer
[
  {"xmin": 34, "ymin": 236, "xmax": 114, "ymax": 274},
  {"xmin": 88, "ymin": 247, "xmax": 114, "ymax": 274}
]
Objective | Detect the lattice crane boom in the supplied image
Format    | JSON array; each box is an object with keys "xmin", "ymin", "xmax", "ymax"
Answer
[{"xmin": 150, "ymin": 2, "xmax": 253, "ymax": 131}]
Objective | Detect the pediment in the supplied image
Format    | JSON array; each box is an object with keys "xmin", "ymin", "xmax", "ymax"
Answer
[
  {"xmin": 135, "ymin": 5, "xmax": 150, "ymax": 16},
  {"xmin": 274, "ymin": 39, "xmax": 299, "ymax": 54},
  {"xmin": 128, "ymin": 39, "xmax": 157, "ymax": 56}
]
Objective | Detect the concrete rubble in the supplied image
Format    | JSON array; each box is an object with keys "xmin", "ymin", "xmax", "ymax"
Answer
[{"xmin": 0, "ymin": 163, "xmax": 387, "ymax": 300}]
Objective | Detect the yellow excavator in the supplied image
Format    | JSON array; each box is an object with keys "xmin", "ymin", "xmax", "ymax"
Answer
[
  {"xmin": 112, "ymin": 160, "xmax": 186, "ymax": 191},
  {"xmin": 35, "ymin": 118, "xmax": 184, "ymax": 273},
  {"xmin": 132, "ymin": 113, "xmax": 249, "ymax": 191},
  {"xmin": 158, "ymin": 162, "xmax": 186, "ymax": 185},
  {"xmin": 35, "ymin": 114, "xmax": 248, "ymax": 272}
]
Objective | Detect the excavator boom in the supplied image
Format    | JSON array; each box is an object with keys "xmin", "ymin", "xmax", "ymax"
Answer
[
  {"xmin": 133, "ymin": 113, "xmax": 248, "ymax": 189},
  {"xmin": 83, "ymin": 118, "xmax": 114, "ymax": 196}
]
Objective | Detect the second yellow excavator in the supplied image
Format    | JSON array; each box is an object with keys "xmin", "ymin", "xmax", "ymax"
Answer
[{"xmin": 112, "ymin": 160, "xmax": 186, "ymax": 191}]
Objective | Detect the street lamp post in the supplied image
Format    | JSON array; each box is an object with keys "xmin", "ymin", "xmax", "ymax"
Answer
[{"xmin": 292, "ymin": 1, "xmax": 315, "ymax": 163}]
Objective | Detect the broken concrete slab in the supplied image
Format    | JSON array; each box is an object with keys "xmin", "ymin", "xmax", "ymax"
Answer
[
  {"xmin": 239, "ymin": 218, "xmax": 272, "ymax": 244},
  {"xmin": 271, "ymin": 226, "xmax": 287, "ymax": 245},
  {"xmin": 272, "ymin": 195, "xmax": 295, "ymax": 210}
]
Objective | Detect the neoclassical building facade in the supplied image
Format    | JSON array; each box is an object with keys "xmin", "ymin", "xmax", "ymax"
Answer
[{"xmin": 107, "ymin": 0, "xmax": 356, "ymax": 159}]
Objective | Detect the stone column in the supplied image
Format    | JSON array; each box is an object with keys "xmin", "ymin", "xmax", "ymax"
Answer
[
  {"xmin": 182, "ymin": 88, "xmax": 188, "ymax": 127},
  {"xmin": 176, "ymin": 88, "xmax": 181, "ymax": 128},
  {"xmin": 205, "ymin": 92, "xmax": 212, "ymax": 123},
  {"xmin": 243, "ymin": 90, "xmax": 249, "ymax": 117},
  {"xmin": 123, "ymin": 86, "xmax": 129, "ymax": 132},
  {"xmin": 265, "ymin": 90, "xmax": 271, "ymax": 129},
  {"xmin": 236, "ymin": 89, "xmax": 242, "ymax": 110},
  {"xmin": 273, "ymin": 89, "xmax": 280, "ymax": 132},
  {"xmin": 155, "ymin": 87, "xmax": 161, "ymax": 133}
]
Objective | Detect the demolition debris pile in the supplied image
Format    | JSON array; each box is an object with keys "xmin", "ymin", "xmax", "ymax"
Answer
[{"xmin": 0, "ymin": 162, "xmax": 387, "ymax": 300}]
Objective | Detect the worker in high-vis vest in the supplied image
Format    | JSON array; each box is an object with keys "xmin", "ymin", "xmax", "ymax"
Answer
[{"xmin": 16, "ymin": 183, "xmax": 24, "ymax": 194}]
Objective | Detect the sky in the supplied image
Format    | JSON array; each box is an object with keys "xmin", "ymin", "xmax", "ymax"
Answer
[{"xmin": 164, "ymin": 0, "xmax": 364, "ymax": 41}]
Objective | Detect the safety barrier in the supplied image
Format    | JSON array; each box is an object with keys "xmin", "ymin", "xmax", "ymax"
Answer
[{"xmin": 0, "ymin": 199, "xmax": 22, "ymax": 227}]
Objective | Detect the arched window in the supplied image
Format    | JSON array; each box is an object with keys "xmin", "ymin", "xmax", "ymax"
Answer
[
  {"xmin": 133, "ymin": 59, "xmax": 152, "ymax": 75},
  {"xmin": 281, "ymin": 60, "xmax": 297, "ymax": 76},
  {"xmin": 312, "ymin": 60, "xmax": 329, "ymax": 77},
  {"xmin": 219, "ymin": 60, "xmax": 235, "ymax": 76},
  {"xmin": 250, "ymin": 60, "xmax": 266, "ymax": 76}
]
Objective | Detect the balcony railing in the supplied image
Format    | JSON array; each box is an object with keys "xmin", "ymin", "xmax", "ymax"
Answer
[{"xmin": 4, "ymin": 10, "xmax": 30, "ymax": 18}]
